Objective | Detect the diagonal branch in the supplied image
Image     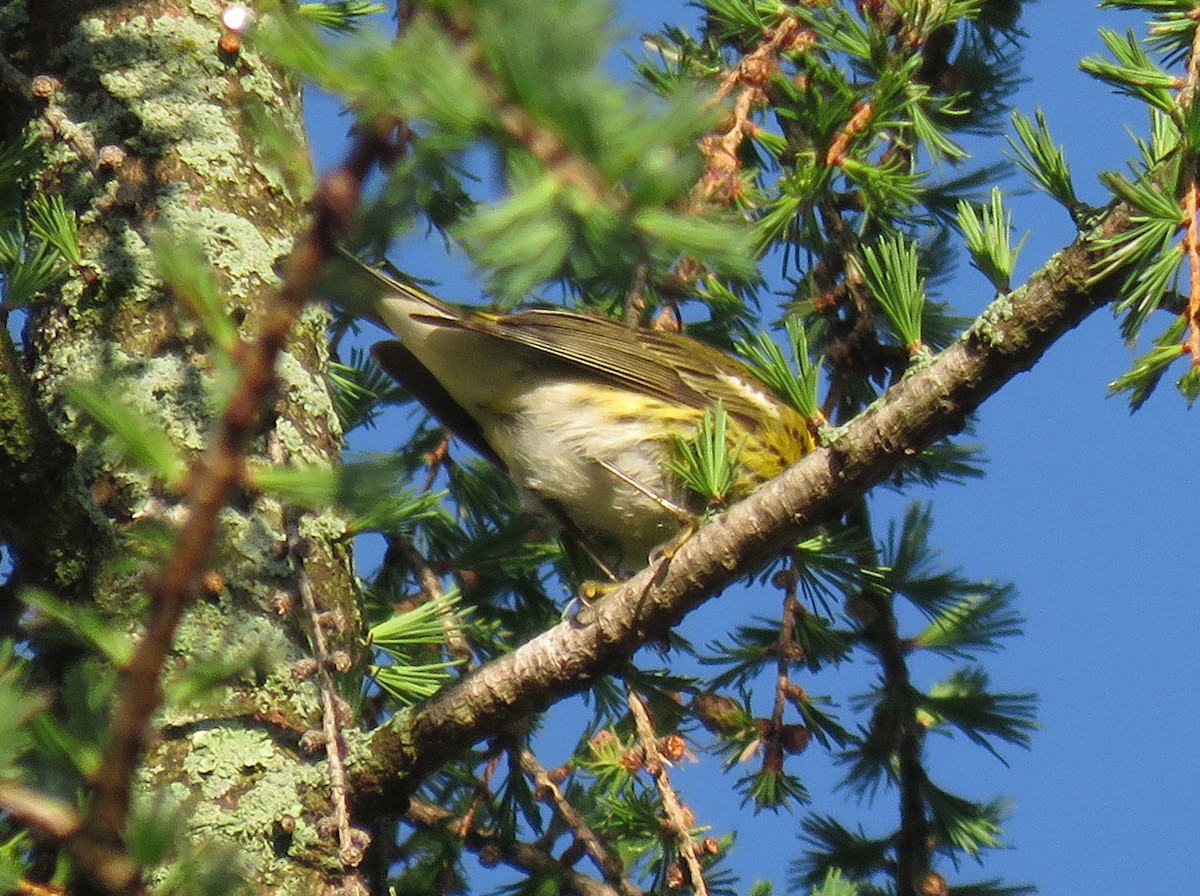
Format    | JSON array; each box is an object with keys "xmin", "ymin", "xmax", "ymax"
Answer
[
  {"xmin": 350, "ymin": 202, "xmax": 1131, "ymax": 815},
  {"xmin": 625, "ymin": 685, "xmax": 706, "ymax": 896},
  {"xmin": 513, "ymin": 747, "xmax": 642, "ymax": 896},
  {"xmin": 406, "ymin": 798, "xmax": 625, "ymax": 896}
]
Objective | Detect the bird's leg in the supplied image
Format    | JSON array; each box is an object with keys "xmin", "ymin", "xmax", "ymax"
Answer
[
  {"xmin": 597, "ymin": 460, "xmax": 700, "ymax": 563},
  {"xmin": 555, "ymin": 463, "xmax": 703, "ymax": 619},
  {"xmin": 597, "ymin": 460, "xmax": 693, "ymax": 521},
  {"xmin": 537, "ymin": 499, "xmax": 624, "ymax": 620}
]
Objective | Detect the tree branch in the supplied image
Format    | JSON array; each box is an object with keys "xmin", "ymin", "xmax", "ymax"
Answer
[
  {"xmin": 625, "ymin": 685, "xmax": 706, "ymax": 896},
  {"xmin": 351, "ymin": 202, "xmax": 1129, "ymax": 814},
  {"xmin": 513, "ymin": 747, "xmax": 641, "ymax": 896},
  {"xmin": 406, "ymin": 798, "xmax": 625, "ymax": 896},
  {"xmin": 0, "ymin": 782, "xmax": 80, "ymax": 843}
]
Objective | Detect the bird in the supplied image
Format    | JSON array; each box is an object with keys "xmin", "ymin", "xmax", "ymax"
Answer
[{"xmin": 325, "ymin": 252, "xmax": 816, "ymax": 576}]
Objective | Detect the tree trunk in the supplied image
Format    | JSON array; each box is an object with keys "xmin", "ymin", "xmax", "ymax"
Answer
[{"xmin": 1, "ymin": 2, "xmax": 360, "ymax": 892}]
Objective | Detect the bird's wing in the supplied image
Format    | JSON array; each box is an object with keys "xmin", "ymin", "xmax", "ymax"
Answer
[
  {"xmin": 324, "ymin": 250, "xmax": 780, "ymax": 421},
  {"xmin": 454, "ymin": 309, "xmax": 757, "ymax": 413},
  {"xmin": 371, "ymin": 340, "xmax": 506, "ymax": 470}
]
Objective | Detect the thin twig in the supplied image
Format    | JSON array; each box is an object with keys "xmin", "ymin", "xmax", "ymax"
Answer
[
  {"xmin": 1179, "ymin": 25, "xmax": 1200, "ymax": 362},
  {"xmin": 1182, "ymin": 177, "xmax": 1200, "ymax": 361},
  {"xmin": 0, "ymin": 782, "xmax": 80, "ymax": 842},
  {"xmin": 387, "ymin": 533, "xmax": 474, "ymax": 668},
  {"xmin": 296, "ymin": 553, "xmax": 365, "ymax": 869},
  {"xmin": 18, "ymin": 878, "xmax": 67, "ymax": 896},
  {"xmin": 0, "ymin": 51, "xmax": 32, "ymax": 103},
  {"xmin": 433, "ymin": 10, "xmax": 620, "ymax": 209},
  {"xmin": 406, "ymin": 798, "xmax": 622, "ymax": 896},
  {"xmin": 624, "ymin": 683, "xmax": 707, "ymax": 896},
  {"xmin": 765, "ymin": 566, "xmax": 803, "ymax": 775},
  {"xmin": 845, "ymin": 497, "xmax": 929, "ymax": 896},
  {"xmin": 456, "ymin": 750, "xmax": 501, "ymax": 839},
  {"xmin": 622, "ymin": 264, "xmax": 648, "ymax": 327},
  {"xmin": 514, "ymin": 747, "xmax": 644, "ymax": 896},
  {"xmin": 825, "ymin": 100, "xmax": 876, "ymax": 168},
  {"xmin": 0, "ymin": 53, "xmax": 97, "ymax": 162},
  {"xmin": 695, "ymin": 16, "xmax": 810, "ymax": 205}
]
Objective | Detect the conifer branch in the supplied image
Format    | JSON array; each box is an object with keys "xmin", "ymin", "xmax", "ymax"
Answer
[
  {"xmin": 1180, "ymin": 24, "xmax": 1200, "ymax": 364},
  {"xmin": 0, "ymin": 53, "xmax": 97, "ymax": 163},
  {"xmin": 515, "ymin": 747, "xmax": 643, "ymax": 896},
  {"xmin": 846, "ymin": 497, "xmax": 930, "ymax": 893},
  {"xmin": 296, "ymin": 545, "xmax": 368, "ymax": 875},
  {"xmin": 696, "ymin": 16, "xmax": 809, "ymax": 204},
  {"xmin": 625, "ymin": 684, "xmax": 706, "ymax": 896},
  {"xmin": 352, "ymin": 199, "xmax": 1133, "ymax": 813},
  {"xmin": 387, "ymin": 533, "xmax": 475, "ymax": 668},
  {"xmin": 432, "ymin": 7, "xmax": 619, "ymax": 209},
  {"xmin": 0, "ymin": 782, "xmax": 80, "ymax": 843},
  {"xmin": 406, "ymin": 798, "xmax": 627, "ymax": 896},
  {"xmin": 765, "ymin": 568, "xmax": 804, "ymax": 779}
]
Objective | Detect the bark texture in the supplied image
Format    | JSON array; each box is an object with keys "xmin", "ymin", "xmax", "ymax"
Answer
[{"xmin": 1, "ymin": 2, "xmax": 359, "ymax": 892}]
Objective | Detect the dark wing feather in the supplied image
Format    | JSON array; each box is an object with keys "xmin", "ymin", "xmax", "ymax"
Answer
[{"xmin": 371, "ymin": 340, "xmax": 506, "ymax": 470}]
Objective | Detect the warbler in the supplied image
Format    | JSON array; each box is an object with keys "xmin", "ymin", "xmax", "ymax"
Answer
[{"xmin": 328, "ymin": 253, "xmax": 816, "ymax": 574}]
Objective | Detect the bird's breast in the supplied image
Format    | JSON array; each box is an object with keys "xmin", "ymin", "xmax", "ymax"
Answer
[{"xmin": 479, "ymin": 380, "xmax": 697, "ymax": 568}]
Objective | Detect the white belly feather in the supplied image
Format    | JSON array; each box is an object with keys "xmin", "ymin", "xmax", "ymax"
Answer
[{"xmin": 481, "ymin": 380, "xmax": 685, "ymax": 567}]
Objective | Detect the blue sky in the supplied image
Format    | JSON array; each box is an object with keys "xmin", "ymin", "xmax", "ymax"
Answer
[{"xmin": 311, "ymin": 3, "xmax": 1199, "ymax": 893}]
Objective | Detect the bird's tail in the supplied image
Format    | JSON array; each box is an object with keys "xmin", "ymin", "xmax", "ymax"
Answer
[{"xmin": 316, "ymin": 247, "xmax": 456, "ymax": 332}]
